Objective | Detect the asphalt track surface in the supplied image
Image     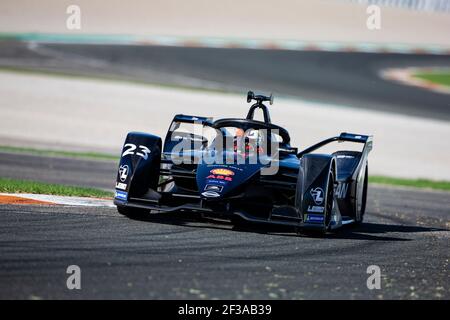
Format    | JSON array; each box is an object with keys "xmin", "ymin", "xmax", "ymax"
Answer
[
  {"xmin": 1, "ymin": 41, "xmax": 450, "ymax": 120},
  {"xmin": 0, "ymin": 152, "xmax": 116, "ymax": 191},
  {"xmin": 0, "ymin": 152, "xmax": 449, "ymax": 299},
  {"xmin": 0, "ymin": 41, "xmax": 449, "ymax": 299}
]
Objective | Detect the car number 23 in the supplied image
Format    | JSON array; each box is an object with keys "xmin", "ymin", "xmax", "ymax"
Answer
[{"xmin": 122, "ymin": 143, "xmax": 151, "ymax": 160}]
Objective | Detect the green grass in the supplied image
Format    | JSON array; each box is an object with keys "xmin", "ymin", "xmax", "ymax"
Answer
[
  {"xmin": 0, "ymin": 145, "xmax": 116, "ymax": 161},
  {"xmin": 369, "ymin": 176, "xmax": 450, "ymax": 191},
  {"xmin": 0, "ymin": 177, "xmax": 113, "ymax": 198},
  {"xmin": 1, "ymin": 174, "xmax": 448, "ymax": 200},
  {"xmin": 414, "ymin": 72, "xmax": 450, "ymax": 87}
]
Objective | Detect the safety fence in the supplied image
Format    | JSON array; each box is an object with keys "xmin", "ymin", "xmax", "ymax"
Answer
[{"xmin": 344, "ymin": 0, "xmax": 450, "ymax": 12}]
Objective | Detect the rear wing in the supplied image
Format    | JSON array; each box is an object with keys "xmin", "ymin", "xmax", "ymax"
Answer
[
  {"xmin": 171, "ymin": 114, "xmax": 213, "ymax": 126},
  {"xmin": 297, "ymin": 132, "xmax": 373, "ymax": 158},
  {"xmin": 339, "ymin": 132, "xmax": 371, "ymax": 144},
  {"xmin": 298, "ymin": 132, "xmax": 373, "ymax": 181}
]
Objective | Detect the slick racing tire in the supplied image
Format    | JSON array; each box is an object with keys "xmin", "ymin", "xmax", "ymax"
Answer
[
  {"xmin": 354, "ymin": 164, "xmax": 368, "ymax": 225},
  {"xmin": 117, "ymin": 205, "xmax": 148, "ymax": 218},
  {"xmin": 322, "ymin": 169, "xmax": 335, "ymax": 233}
]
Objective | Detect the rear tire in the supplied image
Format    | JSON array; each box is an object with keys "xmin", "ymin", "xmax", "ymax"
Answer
[
  {"xmin": 322, "ymin": 169, "xmax": 335, "ymax": 233},
  {"xmin": 354, "ymin": 164, "xmax": 368, "ymax": 225}
]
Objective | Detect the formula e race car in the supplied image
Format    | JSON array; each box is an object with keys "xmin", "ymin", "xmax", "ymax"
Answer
[{"xmin": 114, "ymin": 91, "xmax": 373, "ymax": 233}]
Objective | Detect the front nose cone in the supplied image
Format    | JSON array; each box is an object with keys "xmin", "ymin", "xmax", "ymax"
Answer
[{"xmin": 196, "ymin": 164, "xmax": 262, "ymax": 199}]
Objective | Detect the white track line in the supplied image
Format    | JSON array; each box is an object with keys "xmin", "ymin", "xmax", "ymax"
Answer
[
  {"xmin": 0, "ymin": 193, "xmax": 114, "ymax": 207},
  {"xmin": 381, "ymin": 67, "xmax": 450, "ymax": 95},
  {"xmin": 28, "ymin": 35, "xmax": 450, "ymax": 55}
]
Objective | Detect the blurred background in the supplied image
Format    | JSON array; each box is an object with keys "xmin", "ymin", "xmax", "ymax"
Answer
[{"xmin": 0, "ymin": 0, "xmax": 449, "ymax": 180}]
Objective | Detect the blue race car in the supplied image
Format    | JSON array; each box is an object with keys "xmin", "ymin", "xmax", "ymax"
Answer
[{"xmin": 114, "ymin": 91, "xmax": 373, "ymax": 234}]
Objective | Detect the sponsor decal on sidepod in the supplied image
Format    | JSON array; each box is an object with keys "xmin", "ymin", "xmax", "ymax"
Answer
[
  {"xmin": 119, "ymin": 165, "xmax": 130, "ymax": 182},
  {"xmin": 308, "ymin": 187, "xmax": 325, "ymax": 213},
  {"xmin": 115, "ymin": 182, "xmax": 127, "ymax": 190},
  {"xmin": 310, "ymin": 187, "xmax": 324, "ymax": 205},
  {"xmin": 115, "ymin": 190, "xmax": 128, "ymax": 200},
  {"xmin": 307, "ymin": 206, "xmax": 325, "ymax": 213},
  {"xmin": 306, "ymin": 214, "xmax": 325, "ymax": 223}
]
